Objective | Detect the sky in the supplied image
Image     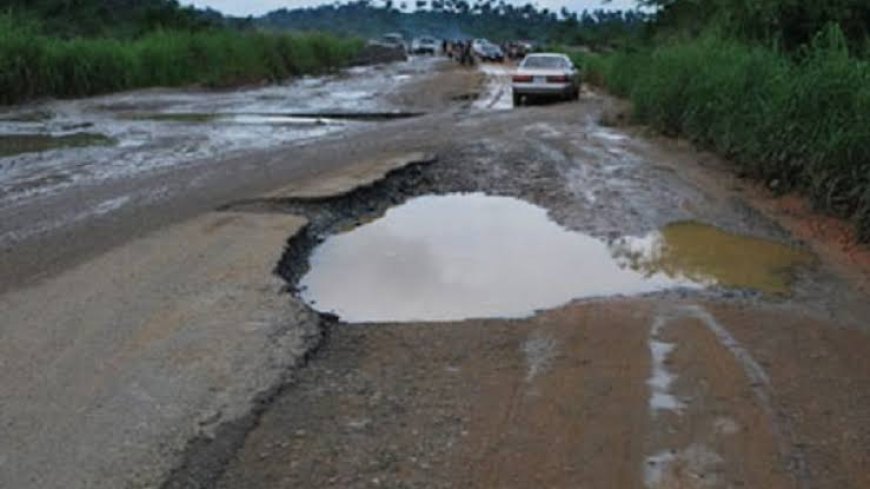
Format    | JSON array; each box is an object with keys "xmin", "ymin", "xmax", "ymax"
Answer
[{"xmin": 183, "ymin": 0, "xmax": 639, "ymax": 17}]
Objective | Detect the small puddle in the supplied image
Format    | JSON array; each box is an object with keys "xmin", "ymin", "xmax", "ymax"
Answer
[
  {"xmin": 611, "ymin": 221, "xmax": 813, "ymax": 295},
  {"xmin": 300, "ymin": 193, "xmax": 697, "ymax": 323},
  {"xmin": 0, "ymin": 110, "xmax": 53, "ymax": 123},
  {"xmin": 0, "ymin": 133, "xmax": 114, "ymax": 157},
  {"xmin": 123, "ymin": 112, "xmax": 218, "ymax": 123}
]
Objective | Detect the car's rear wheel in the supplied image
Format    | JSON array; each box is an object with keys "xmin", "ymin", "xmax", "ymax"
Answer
[{"xmin": 513, "ymin": 92, "xmax": 522, "ymax": 107}]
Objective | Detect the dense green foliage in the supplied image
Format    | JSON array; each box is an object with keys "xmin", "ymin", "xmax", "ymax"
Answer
[
  {"xmin": 579, "ymin": 1, "xmax": 870, "ymax": 240},
  {"xmin": 0, "ymin": 13, "xmax": 362, "ymax": 104},
  {"xmin": 0, "ymin": 0, "xmax": 219, "ymax": 37},
  {"xmin": 259, "ymin": 1, "xmax": 646, "ymax": 46},
  {"xmin": 640, "ymin": 0, "xmax": 869, "ymax": 53}
]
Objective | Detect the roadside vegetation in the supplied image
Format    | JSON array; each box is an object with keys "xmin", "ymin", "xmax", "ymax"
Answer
[
  {"xmin": 573, "ymin": 0, "xmax": 870, "ymax": 241},
  {"xmin": 0, "ymin": 2, "xmax": 362, "ymax": 105}
]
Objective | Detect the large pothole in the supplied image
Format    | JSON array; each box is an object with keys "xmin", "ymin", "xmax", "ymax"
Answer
[
  {"xmin": 222, "ymin": 141, "xmax": 818, "ymax": 324},
  {"xmin": 295, "ymin": 193, "xmax": 814, "ymax": 323}
]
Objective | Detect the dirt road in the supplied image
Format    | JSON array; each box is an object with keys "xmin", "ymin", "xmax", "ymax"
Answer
[{"xmin": 1, "ymin": 59, "xmax": 868, "ymax": 489}]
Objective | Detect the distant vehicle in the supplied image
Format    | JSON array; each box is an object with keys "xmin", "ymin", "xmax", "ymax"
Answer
[
  {"xmin": 380, "ymin": 33, "xmax": 407, "ymax": 51},
  {"xmin": 518, "ymin": 41, "xmax": 535, "ymax": 53},
  {"xmin": 511, "ymin": 53, "xmax": 581, "ymax": 105},
  {"xmin": 472, "ymin": 40, "xmax": 504, "ymax": 62},
  {"xmin": 505, "ymin": 40, "xmax": 534, "ymax": 60},
  {"xmin": 411, "ymin": 36, "xmax": 440, "ymax": 55},
  {"xmin": 471, "ymin": 39, "xmax": 489, "ymax": 50}
]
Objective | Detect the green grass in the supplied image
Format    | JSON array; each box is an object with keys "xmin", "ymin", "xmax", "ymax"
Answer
[
  {"xmin": 0, "ymin": 14, "xmax": 363, "ymax": 104},
  {"xmin": 572, "ymin": 27, "xmax": 870, "ymax": 241}
]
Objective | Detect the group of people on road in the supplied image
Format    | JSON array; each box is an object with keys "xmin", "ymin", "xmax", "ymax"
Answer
[{"xmin": 443, "ymin": 40, "xmax": 476, "ymax": 66}]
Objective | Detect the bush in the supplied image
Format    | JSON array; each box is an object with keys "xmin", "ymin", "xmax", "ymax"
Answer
[
  {"xmin": 577, "ymin": 26, "xmax": 870, "ymax": 241},
  {"xmin": 0, "ymin": 13, "xmax": 363, "ymax": 103}
]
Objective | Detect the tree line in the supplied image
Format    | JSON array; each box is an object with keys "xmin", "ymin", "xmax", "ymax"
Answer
[{"xmin": 257, "ymin": 0, "xmax": 647, "ymax": 46}]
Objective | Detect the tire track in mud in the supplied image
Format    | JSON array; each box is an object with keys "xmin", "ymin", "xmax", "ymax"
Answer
[{"xmin": 643, "ymin": 304, "xmax": 811, "ymax": 489}]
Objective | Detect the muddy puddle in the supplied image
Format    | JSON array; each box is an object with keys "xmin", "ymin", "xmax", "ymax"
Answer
[
  {"xmin": 299, "ymin": 195, "xmax": 815, "ymax": 322},
  {"xmin": 612, "ymin": 221, "xmax": 814, "ymax": 295},
  {"xmin": 0, "ymin": 133, "xmax": 113, "ymax": 157}
]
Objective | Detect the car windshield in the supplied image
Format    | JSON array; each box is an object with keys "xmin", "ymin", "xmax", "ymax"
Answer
[{"xmin": 522, "ymin": 56, "xmax": 567, "ymax": 69}]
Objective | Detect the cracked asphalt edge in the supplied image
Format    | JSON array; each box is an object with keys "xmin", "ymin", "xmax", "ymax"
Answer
[{"xmin": 158, "ymin": 154, "xmax": 441, "ymax": 489}]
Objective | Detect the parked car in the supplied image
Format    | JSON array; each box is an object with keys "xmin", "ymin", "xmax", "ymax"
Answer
[
  {"xmin": 511, "ymin": 53, "xmax": 581, "ymax": 105},
  {"xmin": 380, "ymin": 33, "xmax": 407, "ymax": 52},
  {"xmin": 366, "ymin": 33, "xmax": 408, "ymax": 61},
  {"xmin": 411, "ymin": 36, "xmax": 440, "ymax": 55}
]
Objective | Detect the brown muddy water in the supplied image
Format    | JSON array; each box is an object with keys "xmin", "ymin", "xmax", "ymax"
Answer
[
  {"xmin": 0, "ymin": 133, "xmax": 114, "ymax": 157},
  {"xmin": 300, "ymin": 194, "xmax": 815, "ymax": 323},
  {"xmin": 612, "ymin": 221, "xmax": 814, "ymax": 295}
]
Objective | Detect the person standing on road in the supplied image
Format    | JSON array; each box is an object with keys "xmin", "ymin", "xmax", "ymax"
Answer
[{"xmin": 461, "ymin": 41, "xmax": 474, "ymax": 66}]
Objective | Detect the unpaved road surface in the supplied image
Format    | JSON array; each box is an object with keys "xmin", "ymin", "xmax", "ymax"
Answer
[{"xmin": 1, "ymin": 59, "xmax": 869, "ymax": 489}]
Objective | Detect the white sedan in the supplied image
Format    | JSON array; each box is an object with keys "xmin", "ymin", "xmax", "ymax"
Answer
[{"xmin": 511, "ymin": 53, "xmax": 581, "ymax": 106}]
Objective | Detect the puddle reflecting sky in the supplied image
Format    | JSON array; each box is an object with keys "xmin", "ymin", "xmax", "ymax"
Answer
[{"xmin": 300, "ymin": 193, "xmax": 699, "ymax": 322}]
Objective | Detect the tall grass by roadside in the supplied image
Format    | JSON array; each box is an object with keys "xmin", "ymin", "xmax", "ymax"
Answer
[
  {"xmin": 0, "ymin": 14, "xmax": 363, "ymax": 105},
  {"xmin": 574, "ymin": 27, "xmax": 870, "ymax": 241}
]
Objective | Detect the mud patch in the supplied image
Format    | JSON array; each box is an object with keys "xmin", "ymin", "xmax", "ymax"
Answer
[
  {"xmin": 298, "ymin": 193, "xmax": 698, "ymax": 322},
  {"xmin": 451, "ymin": 92, "xmax": 480, "ymax": 101},
  {"xmin": 645, "ymin": 444, "xmax": 725, "ymax": 489},
  {"xmin": 0, "ymin": 133, "xmax": 114, "ymax": 157},
  {"xmin": 613, "ymin": 221, "xmax": 814, "ymax": 295}
]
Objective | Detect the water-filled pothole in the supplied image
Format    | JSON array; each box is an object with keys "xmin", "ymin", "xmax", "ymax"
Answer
[
  {"xmin": 0, "ymin": 133, "xmax": 114, "ymax": 157},
  {"xmin": 299, "ymin": 194, "xmax": 813, "ymax": 322},
  {"xmin": 300, "ymin": 194, "xmax": 685, "ymax": 322}
]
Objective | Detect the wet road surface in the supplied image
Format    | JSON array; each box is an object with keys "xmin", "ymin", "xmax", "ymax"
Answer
[
  {"xmin": 1, "ymin": 59, "xmax": 869, "ymax": 489},
  {"xmin": 0, "ymin": 61, "xmax": 430, "ymax": 207},
  {"xmin": 0, "ymin": 59, "xmax": 438, "ymax": 292}
]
